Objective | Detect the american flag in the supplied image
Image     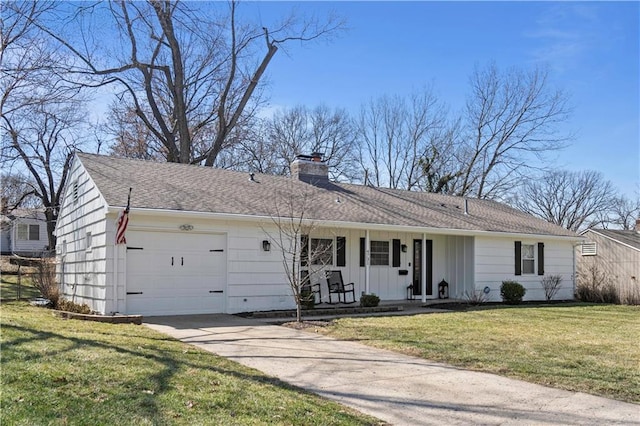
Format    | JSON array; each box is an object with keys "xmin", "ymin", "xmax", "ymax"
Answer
[{"xmin": 116, "ymin": 188, "xmax": 132, "ymax": 245}]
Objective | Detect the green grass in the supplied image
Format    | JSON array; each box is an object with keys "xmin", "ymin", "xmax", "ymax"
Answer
[
  {"xmin": 0, "ymin": 274, "xmax": 41, "ymax": 301},
  {"xmin": 1, "ymin": 303, "xmax": 382, "ymax": 425},
  {"xmin": 320, "ymin": 304, "xmax": 640, "ymax": 403}
]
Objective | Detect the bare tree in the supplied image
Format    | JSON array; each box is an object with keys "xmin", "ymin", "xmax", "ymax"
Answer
[
  {"xmin": 608, "ymin": 193, "xmax": 640, "ymax": 230},
  {"xmin": 263, "ymin": 185, "xmax": 334, "ymax": 322},
  {"xmin": 1, "ymin": 173, "xmax": 42, "ymax": 212},
  {"xmin": 458, "ymin": 63, "xmax": 572, "ymax": 199},
  {"xmin": 513, "ymin": 170, "xmax": 616, "ymax": 232},
  {"xmin": 233, "ymin": 105, "xmax": 358, "ymax": 179},
  {"xmin": 104, "ymin": 103, "xmax": 167, "ymax": 161},
  {"xmin": 27, "ymin": 1, "xmax": 343, "ymax": 166},
  {"xmin": 356, "ymin": 87, "xmax": 447, "ymax": 190},
  {"xmin": 1, "ymin": 1, "xmax": 87, "ymax": 251}
]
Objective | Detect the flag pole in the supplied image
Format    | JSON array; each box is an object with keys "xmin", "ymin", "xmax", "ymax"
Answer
[{"xmin": 125, "ymin": 187, "xmax": 132, "ymax": 213}]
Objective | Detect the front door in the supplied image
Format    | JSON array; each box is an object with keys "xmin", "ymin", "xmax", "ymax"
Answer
[{"xmin": 413, "ymin": 239, "xmax": 433, "ymax": 297}]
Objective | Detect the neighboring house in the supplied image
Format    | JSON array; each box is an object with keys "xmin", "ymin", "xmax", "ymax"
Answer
[
  {"xmin": 576, "ymin": 224, "xmax": 640, "ymax": 304},
  {"xmin": 55, "ymin": 152, "xmax": 581, "ymax": 316},
  {"xmin": 0, "ymin": 209, "xmax": 49, "ymax": 256}
]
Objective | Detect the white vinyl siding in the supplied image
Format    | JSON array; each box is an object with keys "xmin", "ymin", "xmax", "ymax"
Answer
[{"xmin": 475, "ymin": 237, "xmax": 575, "ymax": 302}]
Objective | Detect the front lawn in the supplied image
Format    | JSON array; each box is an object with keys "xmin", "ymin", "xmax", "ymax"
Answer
[
  {"xmin": 1, "ymin": 303, "xmax": 382, "ymax": 425},
  {"xmin": 0, "ymin": 274, "xmax": 41, "ymax": 301},
  {"xmin": 319, "ymin": 304, "xmax": 640, "ymax": 403}
]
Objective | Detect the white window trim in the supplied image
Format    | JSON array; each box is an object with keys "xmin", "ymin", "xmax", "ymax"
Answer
[
  {"xmin": 310, "ymin": 237, "xmax": 334, "ymax": 266},
  {"xmin": 521, "ymin": 243, "xmax": 536, "ymax": 275},
  {"xmin": 370, "ymin": 240, "xmax": 390, "ymax": 266}
]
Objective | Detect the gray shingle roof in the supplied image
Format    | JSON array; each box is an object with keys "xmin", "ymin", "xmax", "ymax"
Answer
[
  {"xmin": 77, "ymin": 153, "xmax": 578, "ymax": 238},
  {"xmin": 587, "ymin": 229, "xmax": 640, "ymax": 251}
]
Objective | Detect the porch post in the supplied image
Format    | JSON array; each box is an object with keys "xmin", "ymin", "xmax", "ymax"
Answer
[
  {"xmin": 365, "ymin": 229, "xmax": 370, "ymax": 294},
  {"xmin": 421, "ymin": 232, "xmax": 427, "ymax": 303}
]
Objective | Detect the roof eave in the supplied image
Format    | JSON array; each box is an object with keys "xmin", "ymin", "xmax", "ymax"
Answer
[{"xmin": 109, "ymin": 206, "xmax": 582, "ymax": 242}]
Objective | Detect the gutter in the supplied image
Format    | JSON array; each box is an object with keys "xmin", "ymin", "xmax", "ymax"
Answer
[{"xmin": 107, "ymin": 206, "xmax": 583, "ymax": 242}]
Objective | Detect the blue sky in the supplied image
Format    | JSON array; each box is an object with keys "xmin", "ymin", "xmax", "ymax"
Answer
[{"xmin": 244, "ymin": 1, "xmax": 639, "ymax": 198}]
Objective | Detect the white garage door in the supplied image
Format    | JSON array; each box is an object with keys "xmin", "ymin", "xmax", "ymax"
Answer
[{"xmin": 125, "ymin": 231, "xmax": 227, "ymax": 316}]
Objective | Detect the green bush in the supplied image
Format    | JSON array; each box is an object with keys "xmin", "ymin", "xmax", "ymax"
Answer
[
  {"xmin": 500, "ymin": 281, "xmax": 526, "ymax": 304},
  {"xmin": 57, "ymin": 299, "xmax": 93, "ymax": 314},
  {"xmin": 359, "ymin": 293, "xmax": 380, "ymax": 307},
  {"xmin": 300, "ymin": 288, "xmax": 316, "ymax": 310}
]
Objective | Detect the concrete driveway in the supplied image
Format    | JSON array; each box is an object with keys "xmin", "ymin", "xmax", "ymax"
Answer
[{"xmin": 145, "ymin": 314, "xmax": 639, "ymax": 425}]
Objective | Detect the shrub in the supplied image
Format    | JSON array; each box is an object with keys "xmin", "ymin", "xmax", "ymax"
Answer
[
  {"xmin": 57, "ymin": 299, "xmax": 93, "ymax": 314},
  {"xmin": 500, "ymin": 281, "xmax": 526, "ymax": 304},
  {"xmin": 541, "ymin": 275, "xmax": 563, "ymax": 301},
  {"xmin": 359, "ymin": 293, "xmax": 380, "ymax": 307},
  {"xmin": 32, "ymin": 259, "xmax": 60, "ymax": 307},
  {"xmin": 576, "ymin": 265, "xmax": 620, "ymax": 304},
  {"xmin": 462, "ymin": 290, "xmax": 487, "ymax": 305},
  {"xmin": 300, "ymin": 288, "xmax": 316, "ymax": 310}
]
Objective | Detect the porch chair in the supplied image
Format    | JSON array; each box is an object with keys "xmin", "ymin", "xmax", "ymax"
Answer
[
  {"xmin": 300, "ymin": 270, "xmax": 322, "ymax": 305},
  {"xmin": 326, "ymin": 270, "xmax": 356, "ymax": 304}
]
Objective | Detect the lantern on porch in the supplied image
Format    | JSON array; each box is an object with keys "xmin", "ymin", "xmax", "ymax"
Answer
[{"xmin": 438, "ymin": 279, "xmax": 449, "ymax": 299}]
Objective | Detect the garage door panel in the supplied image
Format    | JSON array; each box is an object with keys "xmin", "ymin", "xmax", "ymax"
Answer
[{"xmin": 125, "ymin": 231, "xmax": 227, "ymax": 316}]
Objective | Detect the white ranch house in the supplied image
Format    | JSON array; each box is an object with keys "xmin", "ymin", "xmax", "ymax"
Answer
[{"xmin": 55, "ymin": 152, "xmax": 581, "ymax": 316}]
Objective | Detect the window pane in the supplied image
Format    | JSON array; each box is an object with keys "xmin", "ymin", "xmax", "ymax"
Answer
[
  {"xmin": 522, "ymin": 244, "xmax": 535, "ymax": 274},
  {"xmin": 523, "ymin": 259, "xmax": 535, "ymax": 274},
  {"xmin": 17, "ymin": 224, "xmax": 28, "ymax": 240},
  {"xmin": 370, "ymin": 241, "xmax": 389, "ymax": 266},
  {"xmin": 29, "ymin": 224, "xmax": 40, "ymax": 240},
  {"xmin": 522, "ymin": 244, "xmax": 534, "ymax": 259},
  {"xmin": 311, "ymin": 238, "xmax": 333, "ymax": 265}
]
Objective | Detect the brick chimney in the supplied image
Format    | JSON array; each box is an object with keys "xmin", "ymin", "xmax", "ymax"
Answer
[
  {"xmin": 636, "ymin": 218, "xmax": 640, "ymax": 233},
  {"xmin": 290, "ymin": 153, "xmax": 329, "ymax": 184}
]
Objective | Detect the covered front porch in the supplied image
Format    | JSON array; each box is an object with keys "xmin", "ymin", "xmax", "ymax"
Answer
[{"xmin": 300, "ymin": 227, "xmax": 477, "ymax": 305}]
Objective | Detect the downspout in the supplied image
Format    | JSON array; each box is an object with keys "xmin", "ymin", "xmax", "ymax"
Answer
[
  {"xmin": 113, "ymin": 239, "xmax": 118, "ymax": 314},
  {"xmin": 365, "ymin": 229, "xmax": 370, "ymax": 294},
  {"xmin": 421, "ymin": 232, "xmax": 427, "ymax": 303}
]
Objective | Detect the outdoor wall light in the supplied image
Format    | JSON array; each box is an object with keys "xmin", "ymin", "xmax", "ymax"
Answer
[
  {"xmin": 179, "ymin": 224, "xmax": 194, "ymax": 231},
  {"xmin": 401, "ymin": 244, "xmax": 407, "ymax": 253},
  {"xmin": 262, "ymin": 240, "xmax": 271, "ymax": 251}
]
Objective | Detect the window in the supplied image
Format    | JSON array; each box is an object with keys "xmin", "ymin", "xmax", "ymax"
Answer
[
  {"xmin": 522, "ymin": 244, "xmax": 535, "ymax": 274},
  {"xmin": 581, "ymin": 242, "xmax": 597, "ymax": 256},
  {"xmin": 515, "ymin": 241, "xmax": 544, "ymax": 276},
  {"xmin": 17, "ymin": 224, "xmax": 39, "ymax": 241},
  {"xmin": 370, "ymin": 240, "xmax": 390, "ymax": 266},
  {"xmin": 310, "ymin": 238, "xmax": 333, "ymax": 265},
  {"xmin": 86, "ymin": 232, "xmax": 93, "ymax": 252}
]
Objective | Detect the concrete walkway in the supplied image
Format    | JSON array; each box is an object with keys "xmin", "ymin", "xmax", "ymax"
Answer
[{"xmin": 145, "ymin": 314, "xmax": 639, "ymax": 426}]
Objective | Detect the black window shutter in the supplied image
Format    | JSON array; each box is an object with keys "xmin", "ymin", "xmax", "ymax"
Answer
[
  {"xmin": 336, "ymin": 237, "xmax": 346, "ymax": 267},
  {"xmin": 392, "ymin": 239, "xmax": 401, "ymax": 267},
  {"xmin": 537, "ymin": 242, "xmax": 545, "ymax": 275},
  {"xmin": 514, "ymin": 241, "xmax": 522, "ymax": 276},
  {"xmin": 301, "ymin": 235, "xmax": 309, "ymax": 267},
  {"xmin": 359, "ymin": 237, "xmax": 365, "ymax": 267}
]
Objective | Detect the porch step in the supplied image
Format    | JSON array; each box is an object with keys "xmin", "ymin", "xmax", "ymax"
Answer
[{"xmin": 247, "ymin": 304, "xmax": 404, "ymax": 319}]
